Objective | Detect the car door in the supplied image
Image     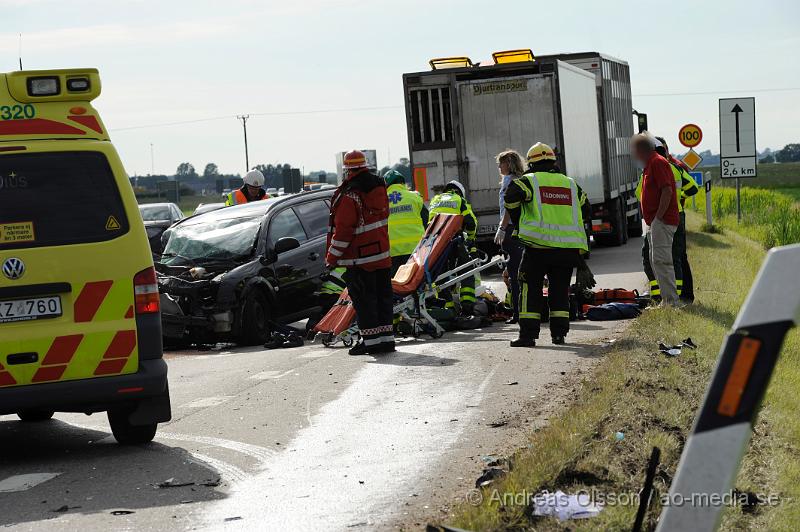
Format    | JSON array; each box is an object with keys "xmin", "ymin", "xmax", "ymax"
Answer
[
  {"xmin": 293, "ymin": 199, "xmax": 329, "ymax": 296},
  {"xmin": 266, "ymin": 207, "xmax": 312, "ymax": 316}
]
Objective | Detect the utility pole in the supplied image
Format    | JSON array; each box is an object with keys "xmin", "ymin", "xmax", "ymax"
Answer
[
  {"xmin": 237, "ymin": 115, "xmax": 250, "ymax": 173},
  {"xmin": 149, "ymin": 143, "xmax": 154, "ymax": 175}
]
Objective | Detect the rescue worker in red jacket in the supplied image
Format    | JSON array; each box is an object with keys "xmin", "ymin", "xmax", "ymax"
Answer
[{"xmin": 326, "ymin": 150, "xmax": 395, "ymax": 356}]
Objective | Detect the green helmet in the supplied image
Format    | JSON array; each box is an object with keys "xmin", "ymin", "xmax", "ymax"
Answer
[{"xmin": 383, "ymin": 169, "xmax": 405, "ymax": 186}]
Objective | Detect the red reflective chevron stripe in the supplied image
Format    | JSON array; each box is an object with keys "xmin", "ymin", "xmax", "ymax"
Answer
[
  {"xmin": 74, "ymin": 280, "xmax": 113, "ymax": 322},
  {"xmin": 94, "ymin": 359, "xmax": 129, "ymax": 375},
  {"xmin": 41, "ymin": 334, "xmax": 84, "ymax": 365},
  {"xmin": 67, "ymin": 115, "xmax": 103, "ymax": 134},
  {"xmin": 103, "ymin": 330, "xmax": 136, "ymax": 359},
  {"xmin": 32, "ymin": 365, "xmax": 67, "ymax": 383},
  {"xmin": 0, "ymin": 362, "xmax": 16, "ymax": 386},
  {"xmin": 124, "ymin": 305, "xmax": 134, "ymax": 319}
]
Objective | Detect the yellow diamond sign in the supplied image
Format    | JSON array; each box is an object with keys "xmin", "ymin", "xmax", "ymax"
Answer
[{"xmin": 682, "ymin": 148, "xmax": 703, "ymax": 170}]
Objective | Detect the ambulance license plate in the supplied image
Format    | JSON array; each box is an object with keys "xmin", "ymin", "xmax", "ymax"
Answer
[{"xmin": 0, "ymin": 296, "xmax": 62, "ymax": 324}]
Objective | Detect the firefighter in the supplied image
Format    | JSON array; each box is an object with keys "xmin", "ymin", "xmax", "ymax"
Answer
[
  {"xmin": 636, "ymin": 137, "xmax": 699, "ymax": 303},
  {"xmin": 225, "ymin": 169, "xmax": 270, "ymax": 206},
  {"xmin": 384, "ymin": 170, "xmax": 428, "ymax": 276},
  {"xmin": 504, "ymin": 142, "xmax": 595, "ymax": 347},
  {"xmin": 326, "ymin": 150, "xmax": 395, "ymax": 356},
  {"xmin": 428, "ymin": 179, "xmax": 479, "ymax": 314}
]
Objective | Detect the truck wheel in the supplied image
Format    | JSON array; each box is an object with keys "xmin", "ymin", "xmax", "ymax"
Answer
[
  {"xmin": 628, "ymin": 209, "xmax": 644, "ymax": 238},
  {"xmin": 240, "ymin": 290, "xmax": 271, "ymax": 345},
  {"xmin": 108, "ymin": 409, "xmax": 157, "ymax": 445},
  {"xmin": 17, "ymin": 410, "xmax": 54, "ymax": 422}
]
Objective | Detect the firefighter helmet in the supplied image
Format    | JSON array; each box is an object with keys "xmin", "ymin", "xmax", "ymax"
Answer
[
  {"xmin": 342, "ymin": 150, "xmax": 369, "ymax": 171},
  {"xmin": 526, "ymin": 142, "xmax": 556, "ymax": 163}
]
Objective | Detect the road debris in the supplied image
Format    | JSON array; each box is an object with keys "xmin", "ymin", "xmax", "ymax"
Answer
[
  {"xmin": 681, "ymin": 337, "xmax": 698, "ymax": 349},
  {"xmin": 504, "ymin": 381, "xmax": 519, "ymax": 386},
  {"xmin": 530, "ymin": 490, "xmax": 603, "ymax": 521},
  {"xmin": 475, "ymin": 467, "xmax": 506, "ymax": 488},
  {"xmin": 156, "ymin": 478, "xmax": 195, "ymax": 489},
  {"xmin": 52, "ymin": 505, "xmax": 81, "ymax": 513},
  {"xmin": 659, "ymin": 343, "xmax": 682, "ymax": 357},
  {"xmin": 110, "ymin": 510, "xmax": 135, "ymax": 516}
]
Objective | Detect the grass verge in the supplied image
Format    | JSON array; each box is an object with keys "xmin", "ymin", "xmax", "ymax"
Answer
[{"xmin": 448, "ymin": 213, "xmax": 800, "ymax": 531}]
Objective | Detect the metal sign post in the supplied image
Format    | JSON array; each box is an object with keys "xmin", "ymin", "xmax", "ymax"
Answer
[
  {"xmin": 657, "ymin": 244, "xmax": 800, "ymax": 532},
  {"xmin": 704, "ymin": 172, "xmax": 713, "ymax": 227}
]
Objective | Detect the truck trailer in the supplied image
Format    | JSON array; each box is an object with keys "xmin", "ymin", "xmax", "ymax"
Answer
[{"xmin": 401, "ymin": 50, "xmax": 641, "ymax": 249}]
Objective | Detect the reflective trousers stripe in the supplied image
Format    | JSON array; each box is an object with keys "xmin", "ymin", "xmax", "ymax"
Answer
[
  {"xmin": 520, "ymin": 312, "xmax": 541, "ymax": 319},
  {"xmin": 550, "ymin": 310, "xmax": 570, "ymax": 318}
]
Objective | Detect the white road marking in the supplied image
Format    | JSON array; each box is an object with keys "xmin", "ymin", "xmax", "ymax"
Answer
[
  {"xmin": 0, "ymin": 473, "xmax": 61, "ymax": 493},
  {"xmin": 249, "ymin": 369, "xmax": 295, "ymax": 380},
  {"xmin": 204, "ymin": 343, "xmax": 495, "ymax": 530},
  {"xmin": 181, "ymin": 396, "xmax": 234, "ymax": 408}
]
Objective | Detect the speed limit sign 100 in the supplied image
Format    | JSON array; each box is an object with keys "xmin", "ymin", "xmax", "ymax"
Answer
[{"xmin": 678, "ymin": 124, "xmax": 703, "ymax": 148}]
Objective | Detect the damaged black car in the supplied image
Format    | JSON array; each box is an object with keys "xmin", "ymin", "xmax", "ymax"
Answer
[{"xmin": 155, "ymin": 190, "xmax": 333, "ymax": 346}]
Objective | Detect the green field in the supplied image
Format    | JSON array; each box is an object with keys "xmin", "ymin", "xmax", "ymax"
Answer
[{"xmin": 701, "ymin": 161, "xmax": 800, "ymax": 189}]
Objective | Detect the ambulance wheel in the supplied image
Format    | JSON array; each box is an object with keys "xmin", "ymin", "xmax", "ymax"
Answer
[
  {"xmin": 108, "ymin": 409, "xmax": 157, "ymax": 445},
  {"xmin": 17, "ymin": 410, "xmax": 54, "ymax": 422}
]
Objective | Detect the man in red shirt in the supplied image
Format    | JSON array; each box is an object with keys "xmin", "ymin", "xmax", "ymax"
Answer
[{"xmin": 632, "ymin": 133, "xmax": 681, "ymax": 306}]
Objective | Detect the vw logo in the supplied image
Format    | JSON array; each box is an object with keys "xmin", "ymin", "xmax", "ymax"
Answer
[{"xmin": 2, "ymin": 258, "xmax": 25, "ymax": 280}]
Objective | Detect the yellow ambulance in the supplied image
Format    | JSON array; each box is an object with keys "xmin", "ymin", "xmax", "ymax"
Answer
[{"xmin": 0, "ymin": 69, "xmax": 170, "ymax": 444}]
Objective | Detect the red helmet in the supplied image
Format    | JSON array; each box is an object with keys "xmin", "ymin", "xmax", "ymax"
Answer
[{"xmin": 343, "ymin": 150, "xmax": 369, "ymax": 171}]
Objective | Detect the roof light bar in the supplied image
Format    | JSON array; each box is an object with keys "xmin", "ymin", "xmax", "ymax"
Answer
[
  {"xmin": 429, "ymin": 57, "xmax": 474, "ymax": 70},
  {"xmin": 492, "ymin": 49, "xmax": 535, "ymax": 64}
]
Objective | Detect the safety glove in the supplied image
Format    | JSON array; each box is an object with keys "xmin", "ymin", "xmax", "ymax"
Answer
[{"xmin": 575, "ymin": 263, "xmax": 597, "ymax": 291}]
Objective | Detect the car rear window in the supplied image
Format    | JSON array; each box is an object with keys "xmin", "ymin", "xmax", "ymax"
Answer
[{"xmin": 0, "ymin": 151, "xmax": 129, "ymax": 250}]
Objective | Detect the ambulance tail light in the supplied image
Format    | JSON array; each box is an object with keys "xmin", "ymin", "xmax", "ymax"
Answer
[
  {"xmin": 429, "ymin": 57, "xmax": 474, "ymax": 70},
  {"xmin": 492, "ymin": 49, "xmax": 535, "ymax": 64},
  {"xmin": 134, "ymin": 267, "xmax": 160, "ymax": 315},
  {"xmin": 27, "ymin": 76, "xmax": 60, "ymax": 96}
]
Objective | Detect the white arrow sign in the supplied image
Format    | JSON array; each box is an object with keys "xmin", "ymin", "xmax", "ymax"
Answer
[{"xmin": 719, "ymin": 97, "xmax": 757, "ymax": 179}]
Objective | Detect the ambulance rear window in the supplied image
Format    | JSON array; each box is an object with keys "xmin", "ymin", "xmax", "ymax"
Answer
[{"xmin": 0, "ymin": 151, "xmax": 129, "ymax": 250}]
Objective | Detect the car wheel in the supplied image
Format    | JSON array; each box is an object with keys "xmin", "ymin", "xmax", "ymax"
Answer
[
  {"xmin": 240, "ymin": 289, "xmax": 271, "ymax": 346},
  {"xmin": 17, "ymin": 410, "xmax": 54, "ymax": 422},
  {"xmin": 108, "ymin": 409, "xmax": 157, "ymax": 445}
]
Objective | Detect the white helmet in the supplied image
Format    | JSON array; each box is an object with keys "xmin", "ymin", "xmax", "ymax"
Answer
[
  {"xmin": 243, "ymin": 169, "xmax": 265, "ymax": 187},
  {"xmin": 444, "ymin": 179, "xmax": 466, "ymax": 197}
]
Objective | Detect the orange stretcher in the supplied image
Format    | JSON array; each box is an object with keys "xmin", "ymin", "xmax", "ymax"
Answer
[{"xmin": 314, "ymin": 214, "xmax": 505, "ymax": 347}]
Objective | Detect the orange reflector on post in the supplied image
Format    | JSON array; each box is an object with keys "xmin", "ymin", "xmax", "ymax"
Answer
[
  {"xmin": 429, "ymin": 57, "xmax": 474, "ymax": 70},
  {"xmin": 717, "ymin": 337, "xmax": 761, "ymax": 417},
  {"xmin": 492, "ymin": 49, "xmax": 535, "ymax": 64}
]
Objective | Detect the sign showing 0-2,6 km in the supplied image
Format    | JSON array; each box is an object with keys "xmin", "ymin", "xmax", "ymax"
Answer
[
  {"xmin": 719, "ymin": 97, "xmax": 757, "ymax": 179},
  {"xmin": 678, "ymin": 123, "xmax": 702, "ymax": 148}
]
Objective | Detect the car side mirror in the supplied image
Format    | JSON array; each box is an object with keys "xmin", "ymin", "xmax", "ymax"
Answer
[{"xmin": 274, "ymin": 237, "xmax": 301, "ymax": 255}]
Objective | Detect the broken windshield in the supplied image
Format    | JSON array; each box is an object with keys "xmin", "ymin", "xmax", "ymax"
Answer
[{"xmin": 161, "ymin": 216, "xmax": 261, "ymax": 262}]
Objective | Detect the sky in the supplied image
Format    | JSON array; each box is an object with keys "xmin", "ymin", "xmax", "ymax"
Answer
[{"xmin": 3, "ymin": 0, "xmax": 799, "ymax": 176}]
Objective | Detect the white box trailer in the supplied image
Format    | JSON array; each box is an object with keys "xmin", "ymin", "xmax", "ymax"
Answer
[{"xmin": 402, "ymin": 51, "xmax": 640, "ymax": 248}]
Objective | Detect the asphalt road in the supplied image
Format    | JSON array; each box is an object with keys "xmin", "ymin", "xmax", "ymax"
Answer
[{"xmin": 0, "ymin": 239, "xmax": 646, "ymax": 531}]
